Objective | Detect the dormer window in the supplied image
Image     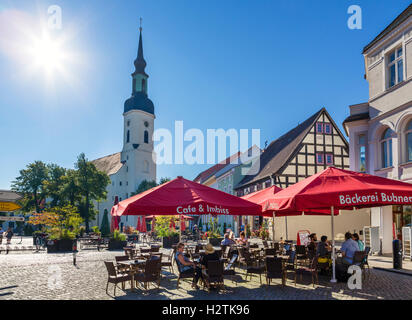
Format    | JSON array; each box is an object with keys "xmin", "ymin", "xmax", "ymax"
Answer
[{"xmin": 387, "ymin": 47, "xmax": 403, "ymax": 88}]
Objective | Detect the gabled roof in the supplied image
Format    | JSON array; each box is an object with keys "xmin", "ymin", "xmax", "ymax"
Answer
[
  {"xmin": 235, "ymin": 108, "xmax": 348, "ymax": 190},
  {"xmin": 193, "ymin": 152, "xmax": 242, "ymax": 184},
  {"xmin": 91, "ymin": 152, "xmax": 124, "ymax": 176},
  {"xmin": 363, "ymin": 4, "xmax": 412, "ymax": 54}
]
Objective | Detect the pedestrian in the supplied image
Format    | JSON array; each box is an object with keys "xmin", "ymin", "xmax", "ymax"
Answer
[
  {"xmin": 352, "ymin": 233, "xmax": 364, "ymax": 251},
  {"xmin": 5, "ymin": 227, "xmax": 13, "ymax": 245},
  {"xmin": 0, "ymin": 226, "xmax": 3, "ymax": 244}
]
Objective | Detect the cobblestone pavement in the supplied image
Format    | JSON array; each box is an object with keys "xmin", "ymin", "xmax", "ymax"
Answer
[{"xmin": 1, "ymin": 248, "xmax": 412, "ymax": 300}]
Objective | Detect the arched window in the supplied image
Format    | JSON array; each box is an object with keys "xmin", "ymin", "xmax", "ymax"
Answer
[
  {"xmin": 381, "ymin": 128, "xmax": 393, "ymax": 168},
  {"xmin": 143, "ymin": 160, "xmax": 149, "ymax": 173},
  {"xmin": 406, "ymin": 120, "xmax": 412, "ymax": 162},
  {"xmin": 144, "ymin": 130, "xmax": 149, "ymax": 144},
  {"xmin": 126, "ymin": 130, "xmax": 130, "ymax": 143}
]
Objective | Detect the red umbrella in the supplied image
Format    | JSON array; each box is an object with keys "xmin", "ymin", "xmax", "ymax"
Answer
[
  {"xmin": 111, "ymin": 176, "xmax": 262, "ymax": 217},
  {"xmin": 241, "ymin": 185, "xmax": 330, "ymax": 216},
  {"xmin": 169, "ymin": 218, "xmax": 176, "ymax": 230},
  {"xmin": 111, "ymin": 196, "xmax": 120, "ymax": 232},
  {"xmin": 141, "ymin": 217, "xmax": 147, "ymax": 233},
  {"xmin": 136, "ymin": 216, "xmax": 141, "ymax": 232},
  {"xmin": 180, "ymin": 218, "xmax": 186, "ymax": 232},
  {"xmin": 272, "ymin": 167, "xmax": 412, "ymax": 212},
  {"xmin": 271, "ymin": 167, "xmax": 412, "ymax": 282}
]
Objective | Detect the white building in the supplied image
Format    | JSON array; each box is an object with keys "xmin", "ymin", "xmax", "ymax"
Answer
[
  {"xmin": 91, "ymin": 27, "xmax": 156, "ymax": 230},
  {"xmin": 343, "ymin": 5, "xmax": 412, "ymax": 254}
]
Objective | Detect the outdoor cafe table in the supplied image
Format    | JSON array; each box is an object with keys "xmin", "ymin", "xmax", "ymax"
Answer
[{"xmin": 117, "ymin": 259, "xmax": 146, "ymax": 292}]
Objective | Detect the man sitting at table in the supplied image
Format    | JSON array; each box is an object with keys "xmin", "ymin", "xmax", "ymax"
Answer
[
  {"xmin": 221, "ymin": 233, "xmax": 236, "ymax": 246},
  {"xmin": 175, "ymin": 242, "xmax": 202, "ymax": 290},
  {"xmin": 339, "ymin": 232, "xmax": 359, "ymax": 265}
]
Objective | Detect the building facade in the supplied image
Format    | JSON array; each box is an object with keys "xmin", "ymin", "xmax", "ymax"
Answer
[
  {"xmin": 234, "ymin": 108, "xmax": 370, "ymax": 240},
  {"xmin": 343, "ymin": 5, "xmax": 412, "ymax": 254},
  {"xmin": 91, "ymin": 28, "xmax": 156, "ymax": 230}
]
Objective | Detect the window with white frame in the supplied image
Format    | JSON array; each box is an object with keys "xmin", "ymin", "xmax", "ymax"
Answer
[
  {"xmin": 325, "ymin": 154, "xmax": 334, "ymax": 165},
  {"xmin": 358, "ymin": 134, "xmax": 366, "ymax": 172},
  {"xmin": 381, "ymin": 128, "xmax": 393, "ymax": 168},
  {"xmin": 387, "ymin": 47, "xmax": 403, "ymax": 88},
  {"xmin": 316, "ymin": 153, "xmax": 324, "ymax": 164},
  {"xmin": 406, "ymin": 120, "xmax": 412, "ymax": 162}
]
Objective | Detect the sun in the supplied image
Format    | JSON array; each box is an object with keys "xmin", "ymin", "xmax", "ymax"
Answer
[{"xmin": 28, "ymin": 32, "xmax": 67, "ymax": 77}]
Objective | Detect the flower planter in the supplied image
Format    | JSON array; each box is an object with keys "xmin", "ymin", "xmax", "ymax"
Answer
[
  {"xmin": 162, "ymin": 235, "xmax": 180, "ymax": 249},
  {"xmin": 208, "ymin": 237, "xmax": 223, "ymax": 246},
  {"xmin": 46, "ymin": 239, "xmax": 76, "ymax": 253},
  {"xmin": 108, "ymin": 240, "xmax": 128, "ymax": 251}
]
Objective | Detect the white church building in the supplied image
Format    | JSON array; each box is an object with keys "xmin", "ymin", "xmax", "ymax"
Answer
[{"xmin": 91, "ymin": 27, "xmax": 156, "ymax": 230}]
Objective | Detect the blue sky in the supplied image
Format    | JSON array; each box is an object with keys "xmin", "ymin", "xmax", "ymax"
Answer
[{"xmin": 0, "ymin": 0, "xmax": 411, "ymax": 189}]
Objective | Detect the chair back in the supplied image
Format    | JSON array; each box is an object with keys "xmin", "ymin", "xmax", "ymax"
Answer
[
  {"xmin": 309, "ymin": 256, "xmax": 318, "ymax": 271},
  {"xmin": 295, "ymin": 245, "xmax": 306, "ymax": 255},
  {"xmin": 150, "ymin": 245, "xmax": 160, "ymax": 253},
  {"xmin": 104, "ymin": 261, "xmax": 117, "ymax": 277},
  {"xmin": 266, "ymin": 257, "xmax": 283, "ymax": 273},
  {"xmin": 273, "ymin": 242, "xmax": 280, "ymax": 252},
  {"xmin": 140, "ymin": 247, "xmax": 151, "ymax": 254},
  {"xmin": 249, "ymin": 243, "xmax": 259, "ymax": 249},
  {"xmin": 287, "ymin": 250, "xmax": 296, "ymax": 264},
  {"xmin": 265, "ymin": 248, "xmax": 276, "ymax": 256},
  {"xmin": 150, "ymin": 252, "xmax": 162, "ymax": 260},
  {"xmin": 262, "ymin": 240, "xmax": 269, "ymax": 249},
  {"xmin": 115, "ymin": 255, "xmax": 129, "ymax": 263},
  {"xmin": 352, "ymin": 251, "xmax": 365, "ymax": 265},
  {"xmin": 207, "ymin": 260, "xmax": 224, "ymax": 277},
  {"xmin": 145, "ymin": 257, "xmax": 161, "ymax": 279}
]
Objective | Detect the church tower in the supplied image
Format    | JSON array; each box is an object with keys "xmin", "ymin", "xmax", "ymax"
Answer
[{"xmin": 121, "ymin": 24, "xmax": 156, "ymax": 194}]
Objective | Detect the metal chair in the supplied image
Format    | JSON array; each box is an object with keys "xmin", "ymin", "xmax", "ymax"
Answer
[
  {"xmin": 202, "ymin": 260, "xmax": 224, "ymax": 291},
  {"xmin": 265, "ymin": 257, "xmax": 286, "ymax": 287},
  {"xmin": 293, "ymin": 257, "xmax": 318, "ymax": 287},
  {"xmin": 135, "ymin": 257, "xmax": 162, "ymax": 290}
]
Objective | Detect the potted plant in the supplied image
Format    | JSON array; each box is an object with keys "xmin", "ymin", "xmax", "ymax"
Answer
[
  {"xmin": 207, "ymin": 217, "xmax": 223, "ymax": 246},
  {"xmin": 154, "ymin": 216, "xmax": 180, "ymax": 248},
  {"xmin": 90, "ymin": 226, "xmax": 101, "ymax": 237},
  {"xmin": 108, "ymin": 229, "xmax": 127, "ymax": 250},
  {"xmin": 28, "ymin": 205, "xmax": 83, "ymax": 253}
]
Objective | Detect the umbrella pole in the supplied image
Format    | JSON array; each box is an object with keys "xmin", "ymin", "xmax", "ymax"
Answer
[
  {"xmin": 272, "ymin": 212, "xmax": 275, "ymax": 243},
  {"xmin": 179, "ymin": 215, "xmax": 182, "ymax": 242},
  {"xmin": 330, "ymin": 205, "xmax": 337, "ymax": 283}
]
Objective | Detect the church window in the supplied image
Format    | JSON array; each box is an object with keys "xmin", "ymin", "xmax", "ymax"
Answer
[
  {"xmin": 126, "ymin": 130, "xmax": 130, "ymax": 143},
  {"xmin": 144, "ymin": 130, "xmax": 149, "ymax": 144}
]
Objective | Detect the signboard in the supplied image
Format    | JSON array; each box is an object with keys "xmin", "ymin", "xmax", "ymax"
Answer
[
  {"xmin": 0, "ymin": 202, "xmax": 22, "ymax": 212},
  {"xmin": 297, "ymin": 230, "xmax": 310, "ymax": 246},
  {"xmin": 0, "ymin": 216, "xmax": 24, "ymax": 222},
  {"xmin": 0, "ymin": 190, "xmax": 23, "ymax": 202}
]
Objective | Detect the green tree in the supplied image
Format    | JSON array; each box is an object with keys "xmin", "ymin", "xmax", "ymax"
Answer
[
  {"xmin": 60, "ymin": 169, "xmax": 81, "ymax": 206},
  {"xmin": 131, "ymin": 180, "xmax": 157, "ymax": 196},
  {"xmin": 75, "ymin": 153, "xmax": 110, "ymax": 232},
  {"xmin": 11, "ymin": 161, "xmax": 49, "ymax": 213},
  {"xmin": 159, "ymin": 177, "xmax": 171, "ymax": 185},
  {"xmin": 100, "ymin": 209, "xmax": 110, "ymax": 236},
  {"xmin": 43, "ymin": 164, "xmax": 66, "ymax": 207}
]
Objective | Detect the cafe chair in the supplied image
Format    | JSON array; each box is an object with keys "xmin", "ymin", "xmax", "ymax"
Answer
[
  {"xmin": 202, "ymin": 260, "xmax": 224, "ymax": 291},
  {"xmin": 265, "ymin": 257, "xmax": 286, "ymax": 287},
  {"xmin": 104, "ymin": 261, "xmax": 132, "ymax": 297}
]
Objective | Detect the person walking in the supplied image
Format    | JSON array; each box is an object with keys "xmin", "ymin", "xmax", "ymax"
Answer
[
  {"xmin": 5, "ymin": 227, "xmax": 13, "ymax": 245},
  {"xmin": 0, "ymin": 226, "xmax": 4, "ymax": 245}
]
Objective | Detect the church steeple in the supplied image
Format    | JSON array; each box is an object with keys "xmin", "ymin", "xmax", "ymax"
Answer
[
  {"xmin": 133, "ymin": 20, "xmax": 148, "ymax": 78},
  {"xmin": 124, "ymin": 19, "xmax": 154, "ymax": 115}
]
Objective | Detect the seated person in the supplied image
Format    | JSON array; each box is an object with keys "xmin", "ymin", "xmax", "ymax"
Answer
[
  {"xmin": 236, "ymin": 231, "xmax": 248, "ymax": 246},
  {"xmin": 352, "ymin": 233, "xmax": 364, "ymax": 251},
  {"xmin": 175, "ymin": 242, "xmax": 202, "ymax": 290},
  {"xmin": 339, "ymin": 232, "xmax": 360, "ymax": 265},
  {"xmin": 306, "ymin": 233, "xmax": 317, "ymax": 258},
  {"xmin": 316, "ymin": 235, "xmax": 332, "ymax": 257},
  {"xmin": 200, "ymin": 243, "xmax": 220, "ymax": 272},
  {"xmin": 221, "ymin": 233, "xmax": 236, "ymax": 246}
]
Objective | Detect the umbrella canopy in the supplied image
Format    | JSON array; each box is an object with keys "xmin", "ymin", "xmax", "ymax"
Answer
[
  {"xmin": 136, "ymin": 216, "xmax": 140, "ymax": 231},
  {"xmin": 141, "ymin": 217, "xmax": 147, "ymax": 233},
  {"xmin": 241, "ymin": 185, "xmax": 332, "ymax": 216},
  {"xmin": 111, "ymin": 176, "xmax": 262, "ymax": 217},
  {"xmin": 180, "ymin": 218, "xmax": 186, "ymax": 232},
  {"xmin": 272, "ymin": 167, "xmax": 412, "ymax": 212}
]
